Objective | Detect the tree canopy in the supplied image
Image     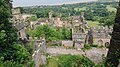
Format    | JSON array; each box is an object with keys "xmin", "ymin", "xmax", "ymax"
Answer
[{"xmin": 27, "ymin": 25, "xmax": 72, "ymax": 42}]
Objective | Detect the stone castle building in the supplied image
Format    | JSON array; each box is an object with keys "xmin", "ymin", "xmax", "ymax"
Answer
[
  {"xmin": 12, "ymin": 8, "xmax": 27, "ymax": 40},
  {"xmin": 12, "ymin": 8, "xmax": 47, "ymax": 67},
  {"xmin": 70, "ymin": 12, "xmax": 112, "ymax": 48},
  {"xmin": 70, "ymin": 12, "xmax": 90, "ymax": 49}
]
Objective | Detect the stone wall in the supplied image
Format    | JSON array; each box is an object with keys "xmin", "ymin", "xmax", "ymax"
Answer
[
  {"xmin": 93, "ymin": 38, "xmax": 110, "ymax": 46},
  {"xmin": 31, "ymin": 37, "xmax": 46, "ymax": 67},
  {"xmin": 92, "ymin": 27, "xmax": 112, "ymax": 46}
]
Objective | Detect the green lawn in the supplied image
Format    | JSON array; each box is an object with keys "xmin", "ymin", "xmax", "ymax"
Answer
[
  {"xmin": 45, "ymin": 57, "xmax": 58, "ymax": 67},
  {"xmin": 87, "ymin": 21, "xmax": 100, "ymax": 27},
  {"xmin": 106, "ymin": 5, "xmax": 117, "ymax": 12}
]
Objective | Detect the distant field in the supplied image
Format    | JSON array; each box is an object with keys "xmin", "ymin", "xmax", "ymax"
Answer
[
  {"xmin": 74, "ymin": 7, "xmax": 86, "ymax": 11},
  {"xmin": 106, "ymin": 5, "xmax": 117, "ymax": 12},
  {"xmin": 87, "ymin": 21, "xmax": 100, "ymax": 27}
]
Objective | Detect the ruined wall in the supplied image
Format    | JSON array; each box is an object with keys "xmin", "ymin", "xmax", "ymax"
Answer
[
  {"xmin": 30, "ymin": 37, "xmax": 46, "ymax": 67},
  {"xmin": 92, "ymin": 27, "xmax": 112, "ymax": 46}
]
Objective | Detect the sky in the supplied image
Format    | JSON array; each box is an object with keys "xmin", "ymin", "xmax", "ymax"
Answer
[{"xmin": 12, "ymin": 0, "xmax": 97, "ymax": 7}]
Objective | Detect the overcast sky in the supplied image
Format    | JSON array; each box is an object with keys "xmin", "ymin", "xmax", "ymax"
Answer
[{"xmin": 12, "ymin": 0, "xmax": 97, "ymax": 7}]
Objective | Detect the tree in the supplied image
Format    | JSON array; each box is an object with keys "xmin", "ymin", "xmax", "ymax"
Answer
[
  {"xmin": 29, "ymin": 15, "xmax": 38, "ymax": 21},
  {"xmin": 105, "ymin": 1, "xmax": 120, "ymax": 67},
  {"xmin": 0, "ymin": 0, "xmax": 33, "ymax": 66},
  {"xmin": 18, "ymin": 7, "xmax": 24, "ymax": 14},
  {"xmin": 27, "ymin": 25, "xmax": 72, "ymax": 42},
  {"xmin": 0, "ymin": 0, "xmax": 17, "ymax": 58},
  {"xmin": 99, "ymin": 12, "xmax": 115, "ymax": 27}
]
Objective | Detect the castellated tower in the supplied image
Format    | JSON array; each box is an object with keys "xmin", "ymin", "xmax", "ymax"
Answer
[
  {"xmin": 48, "ymin": 11, "xmax": 54, "ymax": 26},
  {"xmin": 12, "ymin": 8, "xmax": 26, "ymax": 40}
]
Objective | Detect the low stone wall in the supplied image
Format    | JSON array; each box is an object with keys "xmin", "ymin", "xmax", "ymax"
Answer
[
  {"xmin": 47, "ymin": 41, "xmax": 62, "ymax": 45},
  {"xmin": 62, "ymin": 41, "xmax": 73, "ymax": 47},
  {"xmin": 47, "ymin": 40, "xmax": 84, "ymax": 50}
]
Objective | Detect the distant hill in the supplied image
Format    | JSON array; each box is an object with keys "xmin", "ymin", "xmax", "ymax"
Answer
[{"xmin": 97, "ymin": 0, "xmax": 118, "ymax": 2}]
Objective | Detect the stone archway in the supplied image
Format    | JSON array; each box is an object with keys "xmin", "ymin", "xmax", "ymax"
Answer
[
  {"xmin": 98, "ymin": 39, "xmax": 103, "ymax": 45},
  {"xmin": 105, "ymin": 42, "xmax": 110, "ymax": 48},
  {"xmin": 18, "ymin": 32, "xmax": 21, "ymax": 37}
]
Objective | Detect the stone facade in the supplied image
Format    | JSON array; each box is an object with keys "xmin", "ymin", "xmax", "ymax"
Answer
[
  {"xmin": 53, "ymin": 17, "xmax": 63, "ymax": 27},
  {"xmin": 70, "ymin": 13, "xmax": 112, "ymax": 47},
  {"xmin": 12, "ymin": 8, "xmax": 27, "ymax": 40},
  {"xmin": 92, "ymin": 27, "xmax": 112, "ymax": 46},
  {"xmin": 12, "ymin": 8, "xmax": 22, "ymax": 23},
  {"xmin": 71, "ymin": 13, "xmax": 90, "ymax": 49}
]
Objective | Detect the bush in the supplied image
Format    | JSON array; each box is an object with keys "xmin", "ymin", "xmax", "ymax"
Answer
[
  {"xmin": 82, "ymin": 44, "xmax": 92, "ymax": 50},
  {"xmin": 0, "ymin": 58, "xmax": 24, "ymax": 67},
  {"xmin": 0, "ymin": 57, "xmax": 34, "ymax": 67},
  {"xmin": 82, "ymin": 44, "xmax": 104, "ymax": 50}
]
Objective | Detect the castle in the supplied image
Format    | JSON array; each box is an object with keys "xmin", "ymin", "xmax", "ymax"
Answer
[
  {"xmin": 12, "ymin": 8, "xmax": 46, "ymax": 67},
  {"xmin": 11, "ymin": 8, "xmax": 112, "ymax": 66}
]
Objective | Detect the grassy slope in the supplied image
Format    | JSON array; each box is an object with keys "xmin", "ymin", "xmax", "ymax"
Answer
[
  {"xmin": 46, "ymin": 57, "xmax": 58, "ymax": 67},
  {"xmin": 87, "ymin": 21, "xmax": 100, "ymax": 27},
  {"xmin": 44, "ymin": 55, "xmax": 95, "ymax": 67},
  {"xmin": 106, "ymin": 5, "xmax": 117, "ymax": 12}
]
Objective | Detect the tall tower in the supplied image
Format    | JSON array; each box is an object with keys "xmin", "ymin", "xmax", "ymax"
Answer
[
  {"xmin": 12, "ymin": 8, "xmax": 26, "ymax": 40},
  {"xmin": 48, "ymin": 12, "xmax": 52, "ymax": 19},
  {"xmin": 80, "ymin": 12, "xmax": 85, "ymax": 22},
  {"xmin": 48, "ymin": 11, "xmax": 53, "ymax": 26}
]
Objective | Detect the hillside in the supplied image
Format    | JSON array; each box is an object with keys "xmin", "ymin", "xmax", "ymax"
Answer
[{"xmin": 19, "ymin": 1, "xmax": 118, "ymax": 27}]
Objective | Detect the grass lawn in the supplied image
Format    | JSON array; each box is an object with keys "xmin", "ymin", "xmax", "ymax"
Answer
[
  {"xmin": 45, "ymin": 57, "xmax": 58, "ymax": 67},
  {"xmin": 87, "ymin": 21, "xmax": 100, "ymax": 27},
  {"xmin": 106, "ymin": 5, "xmax": 117, "ymax": 12},
  {"xmin": 74, "ymin": 7, "xmax": 86, "ymax": 11}
]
